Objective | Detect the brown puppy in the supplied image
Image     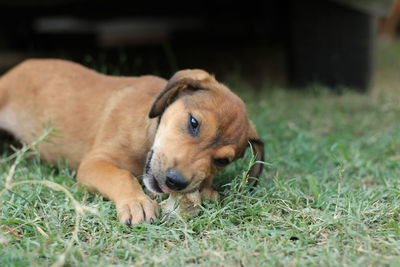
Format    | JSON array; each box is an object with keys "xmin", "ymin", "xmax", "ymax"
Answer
[{"xmin": 0, "ymin": 59, "xmax": 264, "ymax": 225}]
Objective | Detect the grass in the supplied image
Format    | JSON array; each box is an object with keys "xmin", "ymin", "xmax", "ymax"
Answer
[{"xmin": 1, "ymin": 41, "xmax": 400, "ymax": 266}]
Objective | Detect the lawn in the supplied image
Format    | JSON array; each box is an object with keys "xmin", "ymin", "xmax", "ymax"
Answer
[{"xmin": 1, "ymin": 41, "xmax": 400, "ymax": 266}]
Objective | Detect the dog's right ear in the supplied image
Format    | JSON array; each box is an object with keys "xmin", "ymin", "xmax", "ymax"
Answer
[
  {"xmin": 149, "ymin": 69, "xmax": 212, "ymax": 118},
  {"xmin": 247, "ymin": 122, "xmax": 265, "ymax": 185}
]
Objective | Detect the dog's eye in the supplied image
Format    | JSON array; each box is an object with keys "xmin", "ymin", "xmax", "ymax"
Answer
[
  {"xmin": 214, "ymin": 158, "xmax": 230, "ymax": 167},
  {"xmin": 188, "ymin": 114, "xmax": 200, "ymax": 136}
]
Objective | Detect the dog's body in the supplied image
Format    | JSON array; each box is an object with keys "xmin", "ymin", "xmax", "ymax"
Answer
[{"xmin": 0, "ymin": 59, "xmax": 264, "ymax": 225}]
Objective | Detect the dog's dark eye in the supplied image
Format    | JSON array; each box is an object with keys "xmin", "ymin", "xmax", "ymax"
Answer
[
  {"xmin": 214, "ymin": 158, "xmax": 230, "ymax": 167},
  {"xmin": 188, "ymin": 114, "xmax": 199, "ymax": 136}
]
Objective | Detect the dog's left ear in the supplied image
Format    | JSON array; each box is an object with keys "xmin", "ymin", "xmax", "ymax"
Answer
[
  {"xmin": 149, "ymin": 69, "xmax": 212, "ymax": 118},
  {"xmin": 247, "ymin": 123, "xmax": 265, "ymax": 184}
]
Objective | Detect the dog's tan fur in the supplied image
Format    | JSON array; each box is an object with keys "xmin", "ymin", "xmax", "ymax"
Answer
[{"xmin": 0, "ymin": 59, "xmax": 264, "ymax": 225}]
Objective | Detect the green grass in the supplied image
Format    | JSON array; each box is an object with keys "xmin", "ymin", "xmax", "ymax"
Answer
[{"xmin": 1, "ymin": 41, "xmax": 400, "ymax": 266}]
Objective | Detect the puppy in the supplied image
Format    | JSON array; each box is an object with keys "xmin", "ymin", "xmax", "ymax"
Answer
[{"xmin": 0, "ymin": 59, "xmax": 264, "ymax": 225}]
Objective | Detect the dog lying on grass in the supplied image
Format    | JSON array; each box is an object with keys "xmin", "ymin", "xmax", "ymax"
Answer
[{"xmin": 0, "ymin": 59, "xmax": 264, "ymax": 225}]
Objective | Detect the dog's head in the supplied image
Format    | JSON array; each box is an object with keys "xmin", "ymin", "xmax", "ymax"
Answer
[{"xmin": 143, "ymin": 69, "xmax": 264, "ymax": 194}]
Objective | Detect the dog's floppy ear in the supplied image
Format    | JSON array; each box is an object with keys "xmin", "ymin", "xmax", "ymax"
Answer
[
  {"xmin": 149, "ymin": 69, "xmax": 212, "ymax": 118},
  {"xmin": 247, "ymin": 123, "xmax": 265, "ymax": 185}
]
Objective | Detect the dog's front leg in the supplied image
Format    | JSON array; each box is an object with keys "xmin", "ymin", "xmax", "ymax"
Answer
[{"xmin": 77, "ymin": 157, "xmax": 159, "ymax": 225}]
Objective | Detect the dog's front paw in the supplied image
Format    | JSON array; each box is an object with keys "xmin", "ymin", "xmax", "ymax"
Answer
[
  {"xmin": 116, "ymin": 195, "xmax": 159, "ymax": 225},
  {"xmin": 201, "ymin": 187, "xmax": 219, "ymax": 201}
]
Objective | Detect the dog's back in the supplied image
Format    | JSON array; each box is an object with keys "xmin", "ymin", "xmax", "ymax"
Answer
[{"xmin": 0, "ymin": 59, "xmax": 166, "ymax": 168}]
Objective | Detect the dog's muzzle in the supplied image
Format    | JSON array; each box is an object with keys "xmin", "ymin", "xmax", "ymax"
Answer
[
  {"xmin": 165, "ymin": 169, "xmax": 189, "ymax": 191},
  {"xmin": 143, "ymin": 150, "xmax": 189, "ymax": 194}
]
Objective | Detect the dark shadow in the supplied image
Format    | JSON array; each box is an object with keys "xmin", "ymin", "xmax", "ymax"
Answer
[{"xmin": 0, "ymin": 129, "xmax": 21, "ymax": 155}]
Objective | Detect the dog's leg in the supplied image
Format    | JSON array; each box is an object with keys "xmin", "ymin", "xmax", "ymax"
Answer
[
  {"xmin": 200, "ymin": 176, "xmax": 219, "ymax": 201},
  {"xmin": 77, "ymin": 156, "xmax": 159, "ymax": 225}
]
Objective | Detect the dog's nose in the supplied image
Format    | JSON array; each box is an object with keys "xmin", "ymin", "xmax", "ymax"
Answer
[{"xmin": 165, "ymin": 169, "xmax": 189, "ymax": 191}]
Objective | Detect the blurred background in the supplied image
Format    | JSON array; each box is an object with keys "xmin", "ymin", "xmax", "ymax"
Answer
[{"xmin": 0, "ymin": 0, "xmax": 398, "ymax": 91}]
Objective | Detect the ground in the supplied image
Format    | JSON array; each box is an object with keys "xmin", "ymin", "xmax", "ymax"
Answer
[{"xmin": 1, "ymin": 41, "xmax": 399, "ymax": 266}]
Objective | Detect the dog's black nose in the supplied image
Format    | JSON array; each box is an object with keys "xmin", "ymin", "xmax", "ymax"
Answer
[{"xmin": 165, "ymin": 169, "xmax": 188, "ymax": 191}]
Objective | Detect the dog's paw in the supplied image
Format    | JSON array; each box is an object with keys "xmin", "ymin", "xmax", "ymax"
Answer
[
  {"xmin": 200, "ymin": 187, "xmax": 219, "ymax": 201},
  {"xmin": 116, "ymin": 195, "xmax": 159, "ymax": 225}
]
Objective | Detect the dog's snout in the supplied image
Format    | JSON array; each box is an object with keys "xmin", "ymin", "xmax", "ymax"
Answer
[{"xmin": 165, "ymin": 169, "xmax": 188, "ymax": 191}]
